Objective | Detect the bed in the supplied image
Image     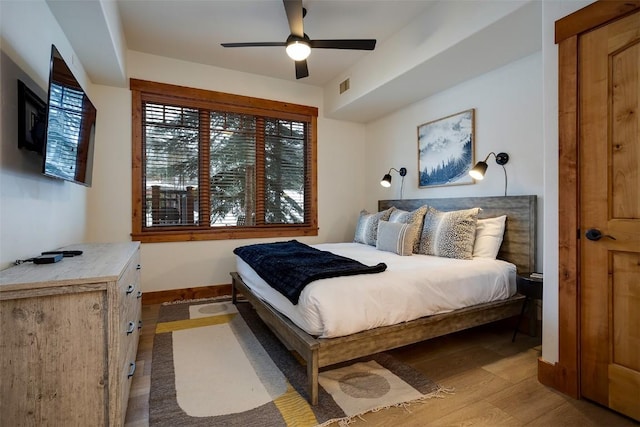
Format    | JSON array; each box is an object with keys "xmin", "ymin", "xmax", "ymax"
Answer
[{"xmin": 231, "ymin": 195, "xmax": 537, "ymax": 405}]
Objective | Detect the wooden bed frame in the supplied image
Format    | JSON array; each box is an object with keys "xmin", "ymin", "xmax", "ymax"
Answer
[{"xmin": 231, "ymin": 195, "xmax": 537, "ymax": 405}]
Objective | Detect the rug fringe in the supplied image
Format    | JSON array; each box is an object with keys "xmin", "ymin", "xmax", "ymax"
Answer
[{"xmin": 315, "ymin": 385, "xmax": 455, "ymax": 427}]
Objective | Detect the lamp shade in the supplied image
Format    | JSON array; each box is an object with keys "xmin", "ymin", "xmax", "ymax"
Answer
[
  {"xmin": 468, "ymin": 152, "xmax": 510, "ymax": 196},
  {"xmin": 380, "ymin": 174, "xmax": 392, "ymax": 187},
  {"xmin": 286, "ymin": 40, "xmax": 311, "ymax": 61},
  {"xmin": 469, "ymin": 161, "xmax": 488, "ymax": 180}
]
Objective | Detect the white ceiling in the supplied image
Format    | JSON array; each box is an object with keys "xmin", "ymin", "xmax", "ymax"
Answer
[
  {"xmin": 117, "ymin": 0, "xmax": 435, "ymax": 86},
  {"xmin": 46, "ymin": 0, "xmax": 542, "ymax": 122}
]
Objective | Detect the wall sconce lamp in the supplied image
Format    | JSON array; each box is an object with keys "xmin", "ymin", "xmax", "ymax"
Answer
[
  {"xmin": 469, "ymin": 152, "xmax": 509, "ymax": 196},
  {"xmin": 381, "ymin": 167, "xmax": 407, "ymax": 198},
  {"xmin": 380, "ymin": 167, "xmax": 407, "ymax": 187}
]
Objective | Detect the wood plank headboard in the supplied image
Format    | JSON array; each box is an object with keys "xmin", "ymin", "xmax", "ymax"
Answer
[{"xmin": 379, "ymin": 195, "xmax": 537, "ymax": 273}]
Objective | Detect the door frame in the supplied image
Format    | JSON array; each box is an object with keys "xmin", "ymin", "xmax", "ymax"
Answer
[{"xmin": 541, "ymin": 0, "xmax": 640, "ymax": 398}]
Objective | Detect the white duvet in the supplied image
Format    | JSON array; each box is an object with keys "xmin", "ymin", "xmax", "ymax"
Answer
[{"xmin": 235, "ymin": 242, "xmax": 516, "ymax": 338}]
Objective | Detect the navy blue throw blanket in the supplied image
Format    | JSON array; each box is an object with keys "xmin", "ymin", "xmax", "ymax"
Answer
[{"xmin": 234, "ymin": 240, "xmax": 387, "ymax": 305}]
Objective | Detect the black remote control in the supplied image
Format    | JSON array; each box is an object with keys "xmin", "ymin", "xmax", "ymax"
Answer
[
  {"xmin": 41, "ymin": 250, "xmax": 83, "ymax": 257},
  {"xmin": 34, "ymin": 254, "xmax": 64, "ymax": 264}
]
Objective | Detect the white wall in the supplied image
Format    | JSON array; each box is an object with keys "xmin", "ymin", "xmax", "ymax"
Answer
[
  {"xmin": 0, "ymin": 0, "xmax": 94, "ymax": 269},
  {"xmin": 325, "ymin": 0, "xmax": 532, "ymax": 118},
  {"xmin": 366, "ymin": 52, "xmax": 544, "ymax": 264},
  {"xmin": 84, "ymin": 84, "xmax": 131, "ymax": 243},
  {"xmin": 85, "ymin": 51, "xmax": 367, "ymax": 291}
]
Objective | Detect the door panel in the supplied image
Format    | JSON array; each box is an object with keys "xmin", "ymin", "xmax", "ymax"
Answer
[
  {"xmin": 612, "ymin": 42, "xmax": 640, "ymax": 219},
  {"xmin": 612, "ymin": 252, "xmax": 639, "ymax": 371},
  {"xmin": 580, "ymin": 10, "xmax": 640, "ymax": 421}
]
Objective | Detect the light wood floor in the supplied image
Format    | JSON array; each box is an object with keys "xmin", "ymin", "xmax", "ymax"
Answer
[{"xmin": 124, "ymin": 304, "xmax": 638, "ymax": 427}]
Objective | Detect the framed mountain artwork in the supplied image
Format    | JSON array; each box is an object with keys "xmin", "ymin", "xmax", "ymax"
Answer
[{"xmin": 417, "ymin": 109, "xmax": 475, "ymax": 188}]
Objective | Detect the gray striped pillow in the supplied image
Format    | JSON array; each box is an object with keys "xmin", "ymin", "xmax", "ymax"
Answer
[
  {"xmin": 376, "ymin": 220, "xmax": 417, "ymax": 256},
  {"xmin": 388, "ymin": 205, "xmax": 428, "ymax": 253}
]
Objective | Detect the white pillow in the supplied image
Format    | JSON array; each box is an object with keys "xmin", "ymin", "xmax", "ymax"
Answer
[
  {"xmin": 473, "ymin": 215, "xmax": 507, "ymax": 259},
  {"xmin": 376, "ymin": 220, "xmax": 417, "ymax": 256}
]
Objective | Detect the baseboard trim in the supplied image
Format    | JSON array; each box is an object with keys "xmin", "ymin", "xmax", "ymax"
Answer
[
  {"xmin": 538, "ymin": 357, "xmax": 579, "ymax": 399},
  {"xmin": 142, "ymin": 284, "xmax": 232, "ymax": 305},
  {"xmin": 538, "ymin": 357, "xmax": 558, "ymax": 388}
]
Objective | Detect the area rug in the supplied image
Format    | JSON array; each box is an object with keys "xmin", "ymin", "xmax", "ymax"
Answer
[{"xmin": 149, "ymin": 297, "xmax": 448, "ymax": 426}]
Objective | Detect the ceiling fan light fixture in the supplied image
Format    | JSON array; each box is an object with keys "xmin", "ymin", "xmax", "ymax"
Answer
[
  {"xmin": 221, "ymin": 1, "xmax": 377, "ymax": 79},
  {"xmin": 286, "ymin": 39, "xmax": 311, "ymax": 61}
]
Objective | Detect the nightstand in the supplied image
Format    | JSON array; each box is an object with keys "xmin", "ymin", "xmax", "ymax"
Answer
[{"xmin": 512, "ymin": 272, "xmax": 543, "ymax": 342}]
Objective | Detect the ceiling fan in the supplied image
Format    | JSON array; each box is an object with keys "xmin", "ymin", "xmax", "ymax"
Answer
[{"xmin": 221, "ymin": 0, "xmax": 377, "ymax": 79}]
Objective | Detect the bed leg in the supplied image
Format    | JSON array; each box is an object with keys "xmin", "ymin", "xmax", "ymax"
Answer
[
  {"xmin": 307, "ymin": 350, "xmax": 319, "ymax": 405},
  {"xmin": 231, "ymin": 278, "xmax": 237, "ymax": 304}
]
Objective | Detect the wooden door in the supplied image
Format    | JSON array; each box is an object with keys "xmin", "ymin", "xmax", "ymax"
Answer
[{"xmin": 579, "ymin": 10, "xmax": 640, "ymax": 421}]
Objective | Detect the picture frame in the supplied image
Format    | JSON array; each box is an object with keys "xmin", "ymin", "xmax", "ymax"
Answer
[
  {"xmin": 17, "ymin": 80, "xmax": 47, "ymax": 153},
  {"xmin": 417, "ymin": 109, "xmax": 475, "ymax": 188}
]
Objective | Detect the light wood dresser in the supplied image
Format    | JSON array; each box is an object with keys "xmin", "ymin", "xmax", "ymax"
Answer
[{"xmin": 0, "ymin": 242, "xmax": 142, "ymax": 426}]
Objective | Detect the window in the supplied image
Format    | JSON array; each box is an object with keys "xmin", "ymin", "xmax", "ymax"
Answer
[{"xmin": 130, "ymin": 79, "xmax": 318, "ymax": 243}]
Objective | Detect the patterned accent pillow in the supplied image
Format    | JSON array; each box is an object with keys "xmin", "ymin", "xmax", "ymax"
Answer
[
  {"xmin": 418, "ymin": 207, "xmax": 481, "ymax": 259},
  {"xmin": 376, "ymin": 220, "xmax": 417, "ymax": 256},
  {"xmin": 388, "ymin": 205, "xmax": 428, "ymax": 253},
  {"xmin": 354, "ymin": 208, "xmax": 395, "ymax": 246}
]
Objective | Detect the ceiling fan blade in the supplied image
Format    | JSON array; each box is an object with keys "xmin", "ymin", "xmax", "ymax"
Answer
[
  {"xmin": 283, "ymin": 0, "xmax": 304, "ymax": 38},
  {"xmin": 295, "ymin": 60, "xmax": 309, "ymax": 79},
  {"xmin": 221, "ymin": 42, "xmax": 286, "ymax": 48},
  {"xmin": 309, "ymin": 39, "xmax": 377, "ymax": 50}
]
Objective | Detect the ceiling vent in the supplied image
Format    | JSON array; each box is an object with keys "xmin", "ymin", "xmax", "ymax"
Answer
[{"xmin": 339, "ymin": 78, "xmax": 350, "ymax": 94}]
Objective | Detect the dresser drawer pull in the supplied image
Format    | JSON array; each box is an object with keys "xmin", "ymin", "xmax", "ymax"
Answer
[
  {"xmin": 127, "ymin": 362, "xmax": 136, "ymax": 379},
  {"xmin": 136, "ymin": 290, "xmax": 143, "ymax": 299},
  {"xmin": 126, "ymin": 284, "xmax": 135, "ymax": 295},
  {"xmin": 136, "ymin": 264, "xmax": 141, "ymax": 270},
  {"xmin": 138, "ymin": 320, "xmax": 143, "ymax": 330},
  {"xmin": 126, "ymin": 321, "xmax": 135, "ymax": 335}
]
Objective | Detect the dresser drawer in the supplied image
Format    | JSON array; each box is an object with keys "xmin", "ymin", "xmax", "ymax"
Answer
[
  {"xmin": 117, "ymin": 251, "xmax": 142, "ymax": 339},
  {"xmin": 120, "ymin": 293, "xmax": 141, "ymax": 341},
  {"xmin": 118, "ymin": 251, "xmax": 141, "ymax": 308},
  {"xmin": 113, "ymin": 247, "xmax": 142, "ymax": 426},
  {"xmin": 117, "ymin": 325, "xmax": 140, "ymax": 426}
]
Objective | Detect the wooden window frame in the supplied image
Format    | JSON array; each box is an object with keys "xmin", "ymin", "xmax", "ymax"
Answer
[{"xmin": 130, "ymin": 79, "xmax": 318, "ymax": 243}]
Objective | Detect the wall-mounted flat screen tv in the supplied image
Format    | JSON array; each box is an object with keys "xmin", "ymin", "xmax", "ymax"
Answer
[{"xmin": 42, "ymin": 45, "xmax": 97, "ymax": 186}]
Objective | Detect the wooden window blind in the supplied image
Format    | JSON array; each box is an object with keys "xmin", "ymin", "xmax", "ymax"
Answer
[{"xmin": 130, "ymin": 79, "xmax": 318, "ymax": 243}]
